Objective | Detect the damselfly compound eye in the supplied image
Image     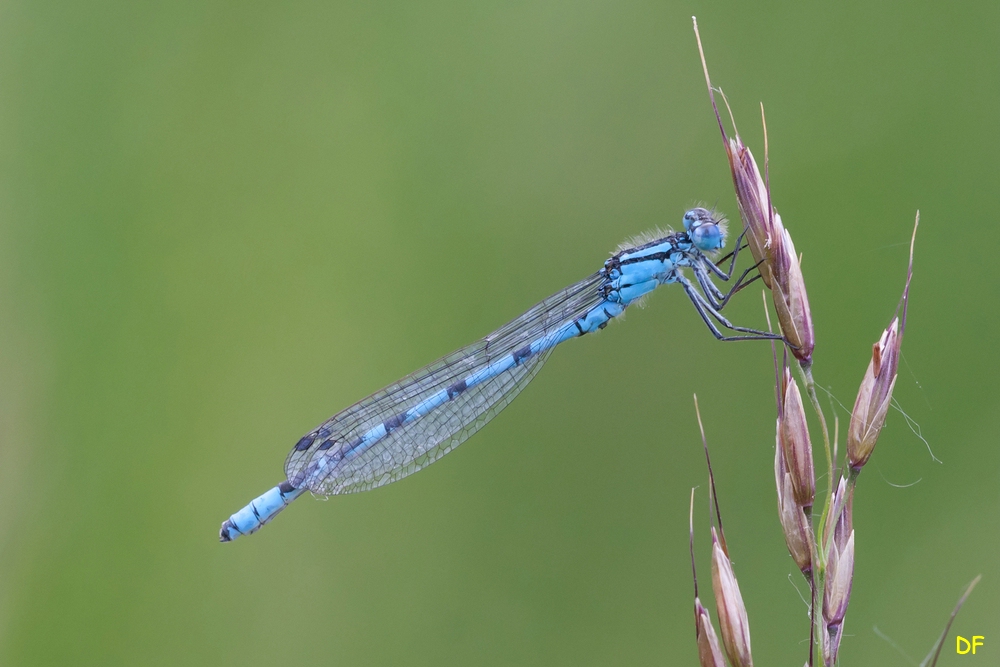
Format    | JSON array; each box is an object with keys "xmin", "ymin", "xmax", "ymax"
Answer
[
  {"xmin": 683, "ymin": 208, "xmax": 725, "ymax": 251},
  {"xmin": 691, "ymin": 222, "xmax": 723, "ymax": 252},
  {"xmin": 683, "ymin": 207, "xmax": 715, "ymax": 232}
]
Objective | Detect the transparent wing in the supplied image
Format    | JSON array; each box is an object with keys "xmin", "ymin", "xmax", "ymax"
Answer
[{"xmin": 283, "ymin": 271, "xmax": 606, "ymax": 495}]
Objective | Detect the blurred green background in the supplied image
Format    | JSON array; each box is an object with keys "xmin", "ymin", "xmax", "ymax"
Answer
[{"xmin": 1, "ymin": 1, "xmax": 997, "ymax": 665}]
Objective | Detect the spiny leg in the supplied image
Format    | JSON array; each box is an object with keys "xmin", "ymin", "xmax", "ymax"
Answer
[
  {"xmin": 695, "ymin": 264, "xmax": 727, "ymax": 303},
  {"xmin": 678, "ymin": 274, "xmax": 782, "ymax": 341},
  {"xmin": 696, "ymin": 228, "xmax": 764, "ymax": 308},
  {"xmin": 693, "ymin": 259, "xmax": 765, "ymax": 311},
  {"xmin": 704, "ymin": 261, "xmax": 764, "ymax": 308},
  {"xmin": 681, "ymin": 284, "xmax": 778, "ymax": 342},
  {"xmin": 693, "ymin": 254, "xmax": 751, "ymax": 305},
  {"xmin": 686, "ymin": 279, "xmax": 776, "ymax": 337}
]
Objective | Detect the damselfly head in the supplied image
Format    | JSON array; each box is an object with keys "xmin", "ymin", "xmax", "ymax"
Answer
[{"xmin": 683, "ymin": 207, "xmax": 727, "ymax": 253}]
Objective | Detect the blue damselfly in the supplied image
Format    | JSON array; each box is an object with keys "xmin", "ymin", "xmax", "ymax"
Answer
[{"xmin": 220, "ymin": 208, "xmax": 776, "ymax": 541}]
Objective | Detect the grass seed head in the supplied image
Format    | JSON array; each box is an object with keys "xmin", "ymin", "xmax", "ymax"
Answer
[
  {"xmin": 847, "ymin": 319, "xmax": 900, "ymax": 470},
  {"xmin": 711, "ymin": 527, "xmax": 754, "ymax": 667},
  {"xmin": 822, "ymin": 475, "xmax": 855, "ymax": 664},
  {"xmin": 695, "ymin": 598, "xmax": 726, "ymax": 667},
  {"xmin": 822, "ymin": 621, "xmax": 846, "ymax": 667},
  {"xmin": 693, "ymin": 22, "xmax": 814, "ymax": 364},
  {"xmin": 725, "ymin": 139, "xmax": 774, "ymax": 290},
  {"xmin": 822, "ymin": 476, "xmax": 855, "ymax": 560},
  {"xmin": 847, "ymin": 212, "xmax": 917, "ymax": 471},
  {"xmin": 822, "ymin": 526, "xmax": 855, "ymax": 667},
  {"xmin": 777, "ymin": 368, "xmax": 815, "ymax": 508},
  {"xmin": 823, "ymin": 529, "xmax": 855, "ymax": 627},
  {"xmin": 769, "ymin": 223, "xmax": 815, "ymax": 365},
  {"xmin": 775, "ymin": 444, "xmax": 814, "ymax": 575}
]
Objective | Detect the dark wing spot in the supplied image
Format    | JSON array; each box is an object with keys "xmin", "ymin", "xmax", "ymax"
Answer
[
  {"xmin": 343, "ymin": 436, "xmax": 365, "ymax": 455},
  {"xmin": 294, "ymin": 436, "xmax": 314, "ymax": 452},
  {"xmin": 513, "ymin": 345, "xmax": 533, "ymax": 365},
  {"xmin": 318, "ymin": 438, "xmax": 336, "ymax": 450},
  {"xmin": 447, "ymin": 380, "xmax": 467, "ymax": 399},
  {"xmin": 383, "ymin": 412, "xmax": 407, "ymax": 433}
]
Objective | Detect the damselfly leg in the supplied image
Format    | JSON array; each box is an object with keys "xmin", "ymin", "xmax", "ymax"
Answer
[
  {"xmin": 694, "ymin": 256, "xmax": 765, "ymax": 310},
  {"xmin": 676, "ymin": 273, "xmax": 782, "ymax": 342}
]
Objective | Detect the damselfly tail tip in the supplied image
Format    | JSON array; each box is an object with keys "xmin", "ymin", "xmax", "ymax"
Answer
[{"xmin": 219, "ymin": 519, "xmax": 241, "ymax": 543}]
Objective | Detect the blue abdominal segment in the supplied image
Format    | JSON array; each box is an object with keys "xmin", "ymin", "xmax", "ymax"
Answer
[{"xmin": 220, "ymin": 482, "xmax": 305, "ymax": 542}]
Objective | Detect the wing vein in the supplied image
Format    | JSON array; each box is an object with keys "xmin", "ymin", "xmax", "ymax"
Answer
[{"xmin": 283, "ymin": 271, "xmax": 606, "ymax": 493}]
